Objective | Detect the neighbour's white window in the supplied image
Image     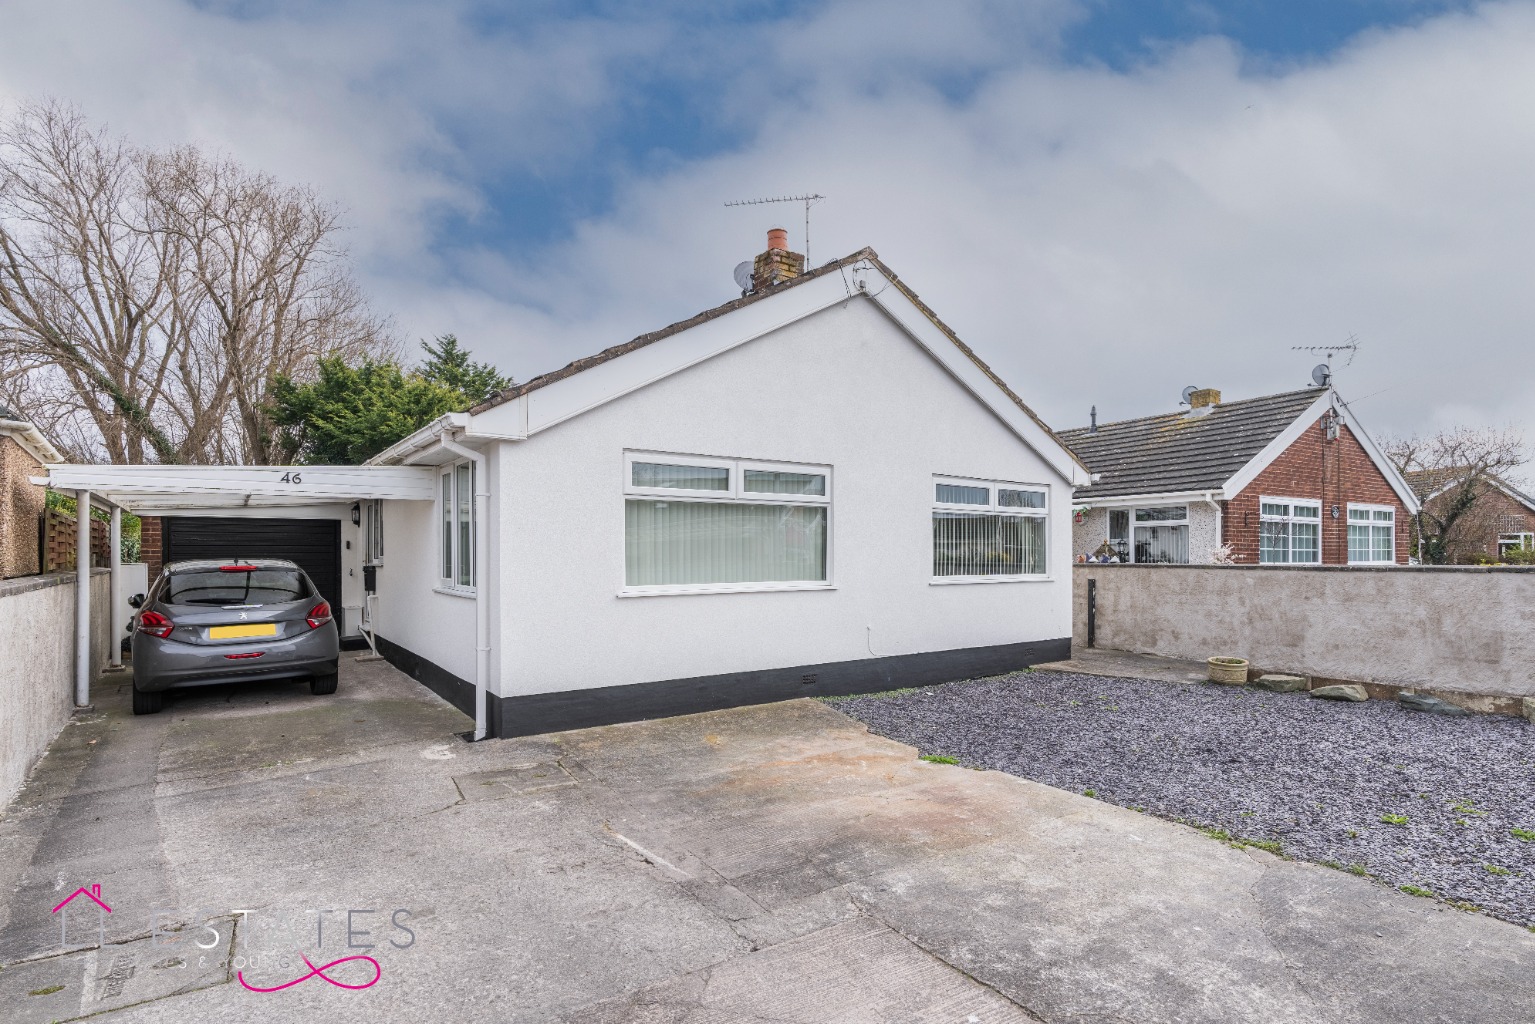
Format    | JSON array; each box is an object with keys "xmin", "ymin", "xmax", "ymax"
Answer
[
  {"xmin": 440, "ymin": 461, "xmax": 476, "ymax": 589},
  {"xmin": 1498, "ymin": 533, "xmax": 1534, "ymax": 558},
  {"xmin": 1347, "ymin": 504, "xmax": 1395, "ymax": 564},
  {"xmin": 1259, "ymin": 498, "xmax": 1321, "ymax": 564},
  {"xmin": 623, "ymin": 452, "xmax": 830, "ymax": 593},
  {"xmin": 1132, "ymin": 505, "xmax": 1189, "ymax": 564},
  {"xmin": 933, "ymin": 477, "xmax": 1048, "ymax": 579}
]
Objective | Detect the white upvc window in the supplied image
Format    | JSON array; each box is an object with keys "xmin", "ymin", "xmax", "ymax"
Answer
[
  {"xmin": 1259, "ymin": 497, "xmax": 1322, "ymax": 564},
  {"xmin": 440, "ymin": 461, "xmax": 476, "ymax": 591},
  {"xmin": 1347, "ymin": 503, "xmax": 1396, "ymax": 564},
  {"xmin": 1499, "ymin": 533, "xmax": 1534, "ymax": 558},
  {"xmin": 932, "ymin": 476, "xmax": 1048, "ymax": 581},
  {"xmin": 364, "ymin": 500, "xmax": 384, "ymax": 564},
  {"xmin": 622, "ymin": 451, "xmax": 831, "ymax": 595}
]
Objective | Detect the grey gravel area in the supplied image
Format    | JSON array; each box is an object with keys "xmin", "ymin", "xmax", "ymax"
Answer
[{"xmin": 833, "ymin": 670, "xmax": 1535, "ymax": 928}]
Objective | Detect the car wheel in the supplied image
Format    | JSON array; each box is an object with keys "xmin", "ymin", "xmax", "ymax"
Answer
[
  {"xmin": 310, "ymin": 672, "xmax": 339, "ymax": 696},
  {"xmin": 132, "ymin": 685, "xmax": 163, "ymax": 715}
]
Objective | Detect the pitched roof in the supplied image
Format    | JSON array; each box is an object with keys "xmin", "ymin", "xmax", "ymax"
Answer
[
  {"xmin": 1058, "ymin": 388, "xmax": 1326, "ymax": 500},
  {"xmin": 468, "ymin": 248, "xmax": 1081, "ymax": 469},
  {"xmin": 1406, "ymin": 468, "xmax": 1535, "ymax": 512}
]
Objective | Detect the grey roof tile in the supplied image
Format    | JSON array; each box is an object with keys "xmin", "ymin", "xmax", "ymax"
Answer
[{"xmin": 1058, "ymin": 388, "xmax": 1325, "ymax": 499}]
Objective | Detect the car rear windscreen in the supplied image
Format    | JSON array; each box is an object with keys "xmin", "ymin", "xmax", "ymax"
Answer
[{"xmin": 164, "ymin": 570, "xmax": 310, "ymax": 606}]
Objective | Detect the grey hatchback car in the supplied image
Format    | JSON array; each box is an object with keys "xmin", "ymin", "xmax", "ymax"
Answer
[{"xmin": 129, "ymin": 558, "xmax": 340, "ymax": 715}]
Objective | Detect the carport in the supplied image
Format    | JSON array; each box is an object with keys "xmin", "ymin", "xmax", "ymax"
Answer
[{"xmin": 35, "ymin": 463, "xmax": 436, "ymax": 711}]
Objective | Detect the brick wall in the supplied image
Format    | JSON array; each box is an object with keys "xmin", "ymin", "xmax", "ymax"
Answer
[
  {"xmin": 140, "ymin": 515, "xmax": 163, "ymax": 582},
  {"xmin": 1222, "ymin": 419, "xmax": 1412, "ymax": 564},
  {"xmin": 0, "ymin": 436, "xmax": 46, "ymax": 578}
]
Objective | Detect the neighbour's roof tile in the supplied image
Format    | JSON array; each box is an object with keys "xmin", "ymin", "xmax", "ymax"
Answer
[{"xmin": 1058, "ymin": 388, "xmax": 1325, "ymax": 500}]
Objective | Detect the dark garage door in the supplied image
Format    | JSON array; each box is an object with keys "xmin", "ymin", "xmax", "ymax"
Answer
[{"xmin": 163, "ymin": 517, "xmax": 343, "ymax": 620}]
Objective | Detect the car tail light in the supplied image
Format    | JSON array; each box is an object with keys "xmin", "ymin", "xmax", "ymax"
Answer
[
  {"xmin": 137, "ymin": 611, "xmax": 174, "ymax": 639},
  {"xmin": 224, "ymin": 651, "xmax": 265, "ymax": 660},
  {"xmin": 306, "ymin": 601, "xmax": 333, "ymax": 630},
  {"xmin": 220, "ymin": 564, "xmax": 258, "ymax": 572}
]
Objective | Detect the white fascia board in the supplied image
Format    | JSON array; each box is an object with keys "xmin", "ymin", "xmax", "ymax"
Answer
[
  {"xmin": 1219, "ymin": 392, "xmax": 1334, "ymax": 500},
  {"xmin": 43, "ymin": 464, "xmax": 438, "ymax": 505},
  {"xmin": 0, "ymin": 418, "xmax": 65, "ymax": 465},
  {"xmin": 365, "ymin": 412, "xmax": 469, "ymax": 466},
  {"xmin": 1071, "ymin": 490, "xmax": 1212, "ymax": 507},
  {"xmin": 861, "ymin": 276, "xmax": 1090, "ymax": 487},
  {"xmin": 1334, "ymin": 400, "xmax": 1422, "ymax": 514}
]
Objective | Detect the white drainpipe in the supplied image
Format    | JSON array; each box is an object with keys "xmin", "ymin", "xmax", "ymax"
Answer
[
  {"xmin": 75, "ymin": 489, "xmax": 92, "ymax": 707},
  {"xmin": 438, "ymin": 432, "xmax": 490, "ymax": 741}
]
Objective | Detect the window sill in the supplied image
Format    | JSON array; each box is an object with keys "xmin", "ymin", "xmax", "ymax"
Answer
[
  {"xmin": 930, "ymin": 575, "xmax": 1052, "ymax": 585},
  {"xmin": 618, "ymin": 581, "xmax": 835, "ymax": 598},
  {"xmin": 433, "ymin": 585, "xmax": 478, "ymax": 599}
]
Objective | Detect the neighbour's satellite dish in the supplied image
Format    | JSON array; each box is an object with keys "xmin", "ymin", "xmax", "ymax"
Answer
[
  {"xmin": 733, "ymin": 261, "xmax": 753, "ymax": 293},
  {"xmin": 1180, "ymin": 386, "xmax": 1198, "ymax": 405},
  {"xmin": 1311, "ymin": 363, "xmax": 1332, "ymax": 387}
]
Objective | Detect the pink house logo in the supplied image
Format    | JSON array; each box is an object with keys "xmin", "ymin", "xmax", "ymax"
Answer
[{"xmin": 52, "ymin": 883, "xmax": 111, "ymax": 946}]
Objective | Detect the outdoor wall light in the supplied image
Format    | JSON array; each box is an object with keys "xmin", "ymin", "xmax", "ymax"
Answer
[{"xmin": 351, "ymin": 502, "xmax": 361, "ymax": 526}]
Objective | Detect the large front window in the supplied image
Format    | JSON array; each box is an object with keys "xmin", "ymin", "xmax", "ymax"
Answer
[
  {"xmin": 623, "ymin": 453, "xmax": 829, "ymax": 592},
  {"xmin": 1259, "ymin": 498, "xmax": 1321, "ymax": 564},
  {"xmin": 1132, "ymin": 505, "xmax": 1189, "ymax": 564},
  {"xmin": 933, "ymin": 477, "xmax": 1048, "ymax": 579},
  {"xmin": 1348, "ymin": 504, "xmax": 1395, "ymax": 563},
  {"xmin": 440, "ymin": 461, "xmax": 476, "ymax": 590}
]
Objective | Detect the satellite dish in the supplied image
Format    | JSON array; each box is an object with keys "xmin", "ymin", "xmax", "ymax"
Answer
[
  {"xmin": 1311, "ymin": 363, "xmax": 1332, "ymax": 387},
  {"xmin": 1180, "ymin": 386, "xmax": 1199, "ymax": 405},
  {"xmin": 732, "ymin": 261, "xmax": 753, "ymax": 293}
]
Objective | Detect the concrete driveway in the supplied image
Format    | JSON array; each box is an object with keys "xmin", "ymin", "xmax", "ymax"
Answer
[{"xmin": 1, "ymin": 655, "xmax": 1532, "ymax": 1023}]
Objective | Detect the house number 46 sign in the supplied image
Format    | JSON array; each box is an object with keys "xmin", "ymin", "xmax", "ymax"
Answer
[{"xmin": 279, "ymin": 472, "xmax": 303, "ymax": 484}]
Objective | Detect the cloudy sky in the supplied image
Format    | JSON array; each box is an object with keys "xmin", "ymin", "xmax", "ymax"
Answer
[{"xmin": 2, "ymin": 0, "xmax": 1529, "ymax": 445}]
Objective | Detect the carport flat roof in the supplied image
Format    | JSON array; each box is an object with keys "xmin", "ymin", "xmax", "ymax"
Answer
[{"xmin": 40, "ymin": 463, "xmax": 437, "ymax": 513}]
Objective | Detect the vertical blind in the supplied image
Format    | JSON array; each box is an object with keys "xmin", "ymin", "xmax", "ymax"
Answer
[
  {"xmin": 933, "ymin": 513, "xmax": 1046, "ymax": 576},
  {"xmin": 625, "ymin": 500, "xmax": 827, "ymax": 586},
  {"xmin": 1133, "ymin": 524, "xmax": 1188, "ymax": 564}
]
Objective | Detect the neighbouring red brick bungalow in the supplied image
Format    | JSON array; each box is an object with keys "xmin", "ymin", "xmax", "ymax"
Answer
[{"xmin": 1061, "ymin": 386, "xmax": 1420, "ymax": 565}]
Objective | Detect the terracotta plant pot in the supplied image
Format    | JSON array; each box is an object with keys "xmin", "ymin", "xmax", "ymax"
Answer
[{"xmin": 1207, "ymin": 657, "xmax": 1250, "ymax": 685}]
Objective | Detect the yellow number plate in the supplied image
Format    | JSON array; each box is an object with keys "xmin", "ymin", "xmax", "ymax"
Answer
[{"xmin": 208, "ymin": 623, "xmax": 278, "ymax": 640}]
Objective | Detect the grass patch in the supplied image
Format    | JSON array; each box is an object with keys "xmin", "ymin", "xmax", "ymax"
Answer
[
  {"xmin": 1380, "ymin": 813, "xmax": 1410, "ymax": 826},
  {"xmin": 1235, "ymin": 837, "xmax": 1284, "ymax": 855},
  {"xmin": 1484, "ymin": 864, "xmax": 1513, "ymax": 876},
  {"xmin": 28, "ymin": 985, "xmax": 64, "ymax": 997},
  {"xmin": 1511, "ymin": 828, "xmax": 1535, "ymax": 842},
  {"xmin": 1347, "ymin": 864, "xmax": 1371, "ymax": 877},
  {"xmin": 1399, "ymin": 884, "xmax": 1435, "ymax": 898},
  {"xmin": 1083, "ymin": 788, "xmax": 1097, "ymax": 798},
  {"xmin": 818, "ymin": 687, "xmax": 922, "ymax": 704},
  {"xmin": 1447, "ymin": 900, "xmax": 1482, "ymax": 913},
  {"xmin": 919, "ymin": 754, "xmax": 959, "ymax": 765}
]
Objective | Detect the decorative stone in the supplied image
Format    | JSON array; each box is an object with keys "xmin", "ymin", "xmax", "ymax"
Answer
[
  {"xmin": 1523, "ymin": 697, "xmax": 1535, "ymax": 725},
  {"xmin": 1252, "ymin": 674, "xmax": 1308, "ymax": 693},
  {"xmin": 1398, "ymin": 692, "xmax": 1469, "ymax": 717},
  {"xmin": 1310, "ymin": 684, "xmax": 1369, "ymax": 703}
]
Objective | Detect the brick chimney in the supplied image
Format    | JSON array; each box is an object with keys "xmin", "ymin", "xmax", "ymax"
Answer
[
  {"xmin": 1188, "ymin": 388, "xmax": 1221, "ymax": 409},
  {"xmin": 751, "ymin": 228, "xmax": 805, "ymax": 292}
]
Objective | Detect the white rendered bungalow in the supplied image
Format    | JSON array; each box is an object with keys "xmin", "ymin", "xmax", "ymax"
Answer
[{"xmin": 43, "ymin": 236, "xmax": 1089, "ymax": 738}]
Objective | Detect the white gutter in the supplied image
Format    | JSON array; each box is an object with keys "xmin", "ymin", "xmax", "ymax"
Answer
[{"xmin": 438, "ymin": 431, "xmax": 490, "ymax": 742}]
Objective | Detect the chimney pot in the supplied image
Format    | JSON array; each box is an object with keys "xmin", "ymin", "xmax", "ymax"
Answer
[
  {"xmin": 767, "ymin": 227, "xmax": 789, "ymax": 251},
  {"xmin": 1188, "ymin": 388, "xmax": 1221, "ymax": 409}
]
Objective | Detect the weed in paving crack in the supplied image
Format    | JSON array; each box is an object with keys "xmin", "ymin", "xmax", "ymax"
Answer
[
  {"xmin": 1400, "ymin": 884, "xmax": 1435, "ymax": 898},
  {"xmin": 1485, "ymin": 864, "xmax": 1514, "ymax": 876},
  {"xmin": 1380, "ymin": 813, "xmax": 1410, "ymax": 826},
  {"xmin": 919, "ymin": 754, "xmax": 959, "ymax": 765}
]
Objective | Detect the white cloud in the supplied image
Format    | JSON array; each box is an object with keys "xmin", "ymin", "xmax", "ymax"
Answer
[{"xmin": 2, "ymin": 0, "xmax": 1532, "ymax": 449}]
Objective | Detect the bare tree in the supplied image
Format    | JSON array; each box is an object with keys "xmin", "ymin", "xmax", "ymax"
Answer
[
  {"xmin": 1384, "ymin": 426, "xmax": 1528, "ymax": 563},
  {"xmin": 0, "ymin": 100, "xmax": 394, "ymax": 464}
]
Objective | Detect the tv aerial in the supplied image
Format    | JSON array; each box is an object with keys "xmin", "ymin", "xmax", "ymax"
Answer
[
  {"xmin": 724, "ymin": 193, "xmax": 825, "ymax": 266},
  {"xmin": 1293, "ymin": 333, "xmax": 1360, "ymax": 387}
]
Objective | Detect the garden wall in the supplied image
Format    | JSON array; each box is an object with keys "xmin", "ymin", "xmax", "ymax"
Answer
[
  {"xmin": 1073, "ymin": 564, "xmax": 1535, "ymax": 699},
  {"xmin": 0, "ymin": 570, "xmax": 111, "ymax": 808}
]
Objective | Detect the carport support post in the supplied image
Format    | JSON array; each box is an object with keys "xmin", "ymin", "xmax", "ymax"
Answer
[
  {"xmin": 75, "ymin": 489, "xmax": 92, "ymax": 707},
  {"xmin": 107, "ymin": 505, "xmax": 123, "ymax": 671}
]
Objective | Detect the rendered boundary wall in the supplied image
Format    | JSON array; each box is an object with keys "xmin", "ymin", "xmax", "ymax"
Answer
[{"xmin": 1074, "ymin": 564, "xmax": 1535, "ymax": 699}]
